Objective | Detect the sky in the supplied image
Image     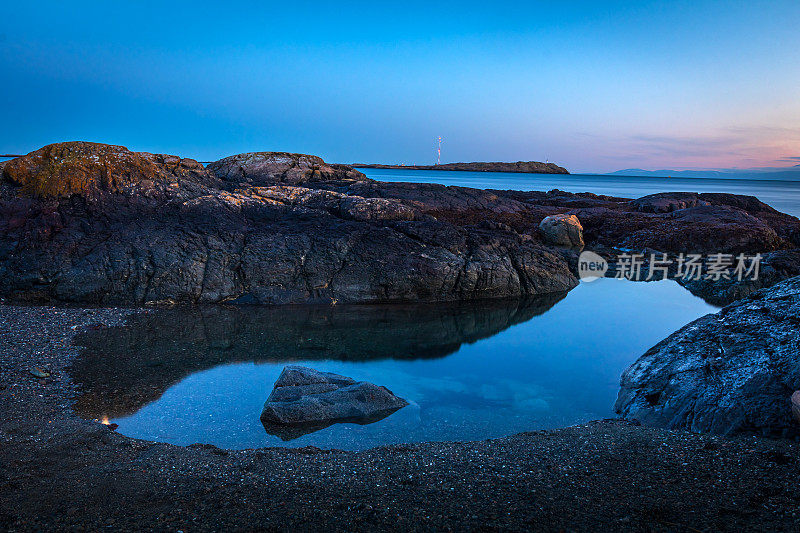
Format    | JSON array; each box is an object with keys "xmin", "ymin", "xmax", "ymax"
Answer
[{"xmin": 2, "ymin": 1, "xmax": 799, "ymax": 173}]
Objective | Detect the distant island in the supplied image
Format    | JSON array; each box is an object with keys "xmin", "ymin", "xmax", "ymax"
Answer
[{"xmin": 352, "ymin": 161, "xmax": 569, "ymax": 174}]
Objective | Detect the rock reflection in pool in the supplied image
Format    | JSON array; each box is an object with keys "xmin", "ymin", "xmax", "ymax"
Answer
[{"xmin": 70, "ymin": 279, "xmax": 718, "ymax": 450}]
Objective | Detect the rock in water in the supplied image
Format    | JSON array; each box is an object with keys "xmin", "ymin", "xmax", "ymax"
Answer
[
  {"xmin": 538, "ymin": 214, "xmax": 584, "ymax": 247},
  {"xmin": 615, "ymin": 276, "xmax": 800, "ymax": 438},
  {"xmin": 792, "ymin": 391, "xmax": 800, "ymax": 425},
  {"xmin": 260, "ymin": 366, "xmax": 408, "ymax": 428}
]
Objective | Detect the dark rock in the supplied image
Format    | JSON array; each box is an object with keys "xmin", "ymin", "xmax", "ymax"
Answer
[
  {"xmin": 1, "ymin": 142, "xmax": 798, "ymax": 305},
  {"xmin": 631, "ymin": 192, "xmax": 709, "ymax": 213},
  {"xmin": 0, "ymin": 142, "xmax": 578, "ymax": 304},
  {"xmin": 207, "ymin": 152, "xmax": 368, "ymax": 186},
  {"xmin": 260, "ymin": 366, "xmax": 408, "ymax": 437},
  {"xmin": 678, "ymin": 249, "xmax": 800, "ymax": 306},
  {"xmin": 615, "ymin": 276, "xmax": 800, "ymax": 438}
]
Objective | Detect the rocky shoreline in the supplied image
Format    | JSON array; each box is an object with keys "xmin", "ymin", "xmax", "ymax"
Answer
[
  {"xmin": 2, "ymin": 142, "xmax": 800, "ymax": 530},
  {"xmin": 1, "ymin": 142, "xmax": 798, "ymax": 306},
  {"xmin": 2, "ymin": 303, "xmax": 800, "ymax": 531}
]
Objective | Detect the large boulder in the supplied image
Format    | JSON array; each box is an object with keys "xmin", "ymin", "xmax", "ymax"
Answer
[
  {"xmin": 615, "ymin": 276, "xmax": 800, "ymax": 438},
  {"xmin": 538, "ymin": 214, "xmax": 584, "ymax": 247},
  {"xmin": 260, "ymin": 366, "xmax": 408, "ymax": 436}
]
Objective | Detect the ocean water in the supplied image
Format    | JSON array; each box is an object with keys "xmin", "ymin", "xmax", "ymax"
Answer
[
  {"xmin": 360, "ymin": 168, "xmax": 800, "ymax": 218},
  {"xmin": 71, "ymin": 279, "xmax": 718, "ymax": 450}
]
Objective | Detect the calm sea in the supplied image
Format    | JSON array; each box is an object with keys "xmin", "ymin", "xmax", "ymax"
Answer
[
  {"xmin": 360, "ymin": 168, "xmax": 800, "ymax": 218},
  {"xmin": 72, "ymin": 279, "xmax": 717, "ymax": 450}
]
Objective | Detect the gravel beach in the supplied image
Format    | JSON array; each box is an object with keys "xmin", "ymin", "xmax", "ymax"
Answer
[{"xmin": 1, "ymin": 304, "xmax": 799, "ymax": 532}]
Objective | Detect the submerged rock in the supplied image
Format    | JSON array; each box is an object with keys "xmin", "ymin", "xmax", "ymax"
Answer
[
  {"xmin": 615, "ymin": 275, "xmax": 800, "ymax": 438},
  {"xmin": 538, "ymin": 214, "xmax": 584, "ymax": 247},
  {"xmin": 260, "ymin": 366, "xmax": 408, "ymax": 433}
]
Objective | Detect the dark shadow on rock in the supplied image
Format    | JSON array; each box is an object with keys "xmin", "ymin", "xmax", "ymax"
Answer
[{"xmin": 69, "ymin": 294, "xmax": 566, "ymax": 419}]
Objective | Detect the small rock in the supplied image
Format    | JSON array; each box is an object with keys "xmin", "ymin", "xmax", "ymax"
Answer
[
  {"xmin": 29, "ymin": 367, "xmax": 50, "ymax": 378},
  {"xmin": 538, "ymin": 214, "xmax": 584, "ymax": 247},
  {"xmin": 261, "ymin": 366, "xmax": 408, "ymax": 430}
]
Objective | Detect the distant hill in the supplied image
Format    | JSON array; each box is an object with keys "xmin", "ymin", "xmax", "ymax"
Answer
[
  {"xmin": 352, "ymin": 161, "xmax": 569, "ymax": 174},
  {"xmin": 610, "ymin": 165, "xmax": 800, "ymax": 180}
]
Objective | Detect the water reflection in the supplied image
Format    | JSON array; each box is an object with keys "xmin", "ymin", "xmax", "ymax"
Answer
[
  {"xmin": 70, "ymin": 294, "xmax": 565, "ymax": 420},
  {"xmin": 69, "ymin": 280, "xmax": 718, "ymax": 450}
]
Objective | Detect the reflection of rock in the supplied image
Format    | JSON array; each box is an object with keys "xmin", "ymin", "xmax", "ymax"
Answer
[
  {"xmin": 538, "ymin": 214, "xmax": 583, "ymax": 247},
  {"xmin": 615, "ymin": 276, "xmax": 800, "ymax": 438},
  {"xmin": 260, "ymin": 366, "xmax": 408, "ymax": 440},
  {"xmin": 678, "ymin": 249, "xmax": 800, "ymax": 306},
  {"xmin": 70, "ymin": 294, "xmax": 565, "ymax": 419}
]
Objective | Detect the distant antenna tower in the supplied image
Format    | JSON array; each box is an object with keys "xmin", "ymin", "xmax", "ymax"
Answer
[{"xmin": 436, "ymin": 136, "xmax": 443, "ymax": 165}]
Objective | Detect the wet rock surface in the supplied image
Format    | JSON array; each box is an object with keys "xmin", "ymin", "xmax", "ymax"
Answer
[
  {"xmin": 616, "ymin": 275, "xmax": 800, "ymax": 438},
  {"xmin": 1, "ymin": 142, "xmax": 798, "ymax": 305},
  {"xmin": 260, "ymin": 366, "xmax": 408, "ymax": 438},
  {"xmin": 1, "ymin": 304, "xmax": 800, "ymax": 531}
]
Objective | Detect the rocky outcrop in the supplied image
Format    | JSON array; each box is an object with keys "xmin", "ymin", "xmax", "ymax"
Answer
[
  {"xmin": 208, "ymin": 152, "xmax": 368, "ymax": 186},
  {"xmin": 0, "ymin": 142, "xmax": 577, "ymax": 304},
  {"xmin": 1, "ymin": 142, "xmax": 798, "ymax": 305},
  {"xmin": 2, "ymin": 142, "xmax": 217, "ymax": 199},
  {"xmin": 615, "ymin": 276, "xmax": 800, "ymax": 438},
  {"xmin": 260, "ymin": 366, "xmax": 408, "ymax": 439},
  {"xmin": 538, "ymin": 214, "xmax": 584, "ymax": 247},
  {"xmin": 631, "ymin": 192, "xmax": 709, "ymax": 213},
  {"xmin": 352, "ymin": 161, "xmax": 569, "ymax": 174}
]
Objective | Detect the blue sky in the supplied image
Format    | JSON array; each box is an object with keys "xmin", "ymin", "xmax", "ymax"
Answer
[{"xmin": 2, "ymin": 1, "xmax": 799, "ymax": 172}]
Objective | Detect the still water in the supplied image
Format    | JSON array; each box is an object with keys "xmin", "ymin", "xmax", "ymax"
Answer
[
  {"xmin": 360, "ymin": 168, "xmax": 800, "ymax": 218},
  {"xmin": 71, "ymin": 279, "xmax": 717, "ymax": 450}
]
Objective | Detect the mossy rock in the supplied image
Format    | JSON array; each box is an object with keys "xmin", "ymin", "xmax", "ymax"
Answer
[{"xmin": 3, "ymin": 142, "xmax": 161, "ymax": 199}]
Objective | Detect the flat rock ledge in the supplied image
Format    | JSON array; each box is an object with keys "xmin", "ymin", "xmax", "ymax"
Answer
[
  {"xmin": 615, "ymin": 275, "xmax": 800, "ymax": 438},
  {"xmin": 260, "ymin": 366, "xmax": 408, "ymax": 438}
]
